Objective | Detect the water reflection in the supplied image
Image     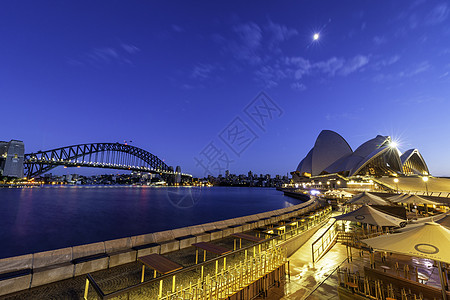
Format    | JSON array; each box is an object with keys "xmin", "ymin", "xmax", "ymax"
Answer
[{"xmin": 0, "ymin": 186, "xmax": 300, "ymax": 258}]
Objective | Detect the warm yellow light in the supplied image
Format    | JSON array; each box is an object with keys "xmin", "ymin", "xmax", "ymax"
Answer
[
  {"xmin": 337, "ymin": 181, "xmax": 341, "ymax": 185},
  {"xmin": 394, "ymin": 178, "xmax": 399, "ymax": 183},
  {"xmin": 422, "ymin": 177, "xmax": 429, "ymax": 182}
]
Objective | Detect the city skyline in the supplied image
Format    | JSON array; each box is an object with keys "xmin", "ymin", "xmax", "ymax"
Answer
[{"xmin": 2, "ymin": 1, "xmax": 450, "ymax": 177}]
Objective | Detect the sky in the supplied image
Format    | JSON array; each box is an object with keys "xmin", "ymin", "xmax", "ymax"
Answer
[{"xmin": 1, "ymin": 0, "xmax": 450, "ymax": 177}]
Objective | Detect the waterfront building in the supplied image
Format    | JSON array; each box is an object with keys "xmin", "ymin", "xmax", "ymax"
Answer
[
  {"xmin": 0, "ymin": 140, "xmax": 25, "ymax": 178},
  {"xmin": 292, "ymin": 130, "xmax": 429, "ymax": 182},
  {"xmin": 175, "ymin": 165, "xmax": 181, "ymax": 184}
]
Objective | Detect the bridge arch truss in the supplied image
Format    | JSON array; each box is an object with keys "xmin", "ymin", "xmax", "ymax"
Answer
[{"xmin": 24, "ymin": 143, "xmax": 171, "ymax": 178}]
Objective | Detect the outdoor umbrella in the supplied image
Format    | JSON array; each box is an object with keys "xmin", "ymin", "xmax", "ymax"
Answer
[
  {"xmin": 334, "ymin": 205, "xmax": 405, "ymax": 227},
  {"xmin": 394, "ymin": 194, "xmax": 438, "ymax": 205},
  {"xmin": 346, "ymin": 191, "xmax": 390, "ymax": 206},
  {"xmin": 362, "ymin": 222, "xmax": 450, "ymax": 299},
  {"xmin": 387, "ymin": 193, "xmax": 408, "ymax": 202},
  {"xmin": 396, "ymin": 212, "xmax": 450, "ymax": 232},
  {"xmin": 435, "ymin": 213, "xmax": 450, "ymax": 229}
]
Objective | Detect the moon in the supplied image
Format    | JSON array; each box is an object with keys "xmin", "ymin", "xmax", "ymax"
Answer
[{"xmin": 313, "ymin": 33, "xmax": 320, "ymax": 41}]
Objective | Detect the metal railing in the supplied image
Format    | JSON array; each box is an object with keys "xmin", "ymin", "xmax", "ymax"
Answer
[
  {"xmin": 84, "ymin": 206, "xmax": 333, "ymax": 300},
  {"xmin": 84, "ymin": 238, "xmax": 283, "ymax": 300},
  {"xmin": 311, "ymin": 219, "xmax": 338, "ymax": 263}
]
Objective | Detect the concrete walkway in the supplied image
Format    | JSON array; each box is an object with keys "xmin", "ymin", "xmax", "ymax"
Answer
[
  {"xmin": 263, "ymin": 217, "xmax": 446, "ymax": 300},
  {"xmin": 261, "ymin": 216, "xmax": 348, "ymax": 299}
]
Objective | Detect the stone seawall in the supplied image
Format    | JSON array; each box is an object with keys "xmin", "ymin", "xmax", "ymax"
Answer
[{"xmin": 0, "ymin": 199, "xmax": 320, "ymax": 296}]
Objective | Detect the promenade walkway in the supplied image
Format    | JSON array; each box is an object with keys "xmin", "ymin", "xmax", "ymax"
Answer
[
  {"xmin": 261, "ymin": 216, "xmax": 347, "ymax": 300},
  {"xmin": 263, "ymin": 218, "xmax": 446, "ymax": 299}
]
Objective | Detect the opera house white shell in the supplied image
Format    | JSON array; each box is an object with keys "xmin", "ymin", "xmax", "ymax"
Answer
[{"xmin": 295, "ymin": 130, "xmax": 429, "ymax": 177}]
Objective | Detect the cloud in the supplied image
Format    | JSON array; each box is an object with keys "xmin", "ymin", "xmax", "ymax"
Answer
[
  {"xmin": 394, "ymin": 95, "xmax": 443, "ymax": 105},
  {"xmin": 265, "ymin": 21, "xmax": 298, "ymax": 48},
  {"xmin": 399, "ymin": 61, "xmax": 430, "ymax": 77},
  {"xmin": 373, "ymin": 36, "xmax": 387, "ymax": 46},
  {"xmin": 211, "ymin": 33, "xmax": 226, "ymax": 45},
  {"xmin": 325, "ymin": 112, "xmax": 360, "ymax": 121},
  {"xmin": 223, "ymin": 21, "xmax": 298, "ymax": 66},
  {"xmin": 254, "ymin": 65, "xmax": 288, "ymax": 88},
  {"xmin": 439, "ymin": 71, "xmax": 449, "ymax": 79},
  {"xmin": 361, "ymin": 22, "xmax": 366, "ymax": 31},
  {"xmin": 339, "ymin": 55, "xmax": 369, "ymax": 76},
  {"xmin": 121, "ymin": 44, "xmax": 140, "ymax": 54},
  {"xmin": 191, "ymin": 64, "xmax": 215, "ymax": 80},
  {"xmin": 372, "ymin": 55, "xmax": 401, "ymax": 70},
  {"xmin": 234, "ymin": 22, "xmax": 262, "ymax": 49},
  {"xmin": 410, "ymin": 0, "xmax": 426, "ymax": 9},
  {"xmin": 311, "ymin": 55, "xmax": 368, "ymax": 77},
  {"xmin": 426, "ymin": 3, "xmax": 449, "ymax": 25},
  {"xmin": 290, "ymin": 82, "xmax": 306, "ymax": 91},
  {"xmin": 314, "ymin": 57, "xmax": 345, "ymax": 76},
  {"xmin": 284, "ymin": 57, "xmax": 311, "ymax": 79},
  {"xmin": 253, "ymin": 54, "xmax": 371, "ymax": 89},
  {"xmin": 373, "ymin": 61, "xmax": 430, "ymax": 82},
  {"xmin": 210, "ymin": 19, "xmax": 370, "ymax": 89},
  {"xmin": 172, "ymin": 24, "xmax": 185, "ymax": 32},
  {"xmin": 231, "ymin": 22, "xmax": 262, "ymax": 64},
  {"xmin": 88, "ymin": 48, "xmax": 119, "ymax": 63},
  {"xmin": 68, "ymin": 44, "xmax": 140, "ymax": 67},
  {"xmin": 408, "ymin": 14, "xmax": 419, "ymax": 29}
]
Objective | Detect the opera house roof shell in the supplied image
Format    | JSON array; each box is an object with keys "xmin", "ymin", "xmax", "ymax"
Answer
[{"xmin": 295, "ymin": 130, "xmax": 429, "ymax": 177}]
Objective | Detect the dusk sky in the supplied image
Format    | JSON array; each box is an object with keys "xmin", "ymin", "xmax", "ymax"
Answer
[{"xmin": 2, "ymin": 1, "xmax": 450, "ymax": 177}]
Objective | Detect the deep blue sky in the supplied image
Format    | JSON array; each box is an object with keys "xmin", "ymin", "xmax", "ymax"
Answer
[{"xmin": 1, "ymin": 1, "xmax": 450, "ymax": 177}]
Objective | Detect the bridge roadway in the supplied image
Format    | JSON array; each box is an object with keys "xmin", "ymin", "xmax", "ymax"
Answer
[
  {"xmin": 26, "ymin": 159, "xmax": 191, "ymax": 176},
  {"xmin": 22, "ymin": 142, "xmax": 192, "ymax": 179}
]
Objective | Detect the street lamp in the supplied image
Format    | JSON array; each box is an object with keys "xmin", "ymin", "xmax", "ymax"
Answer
[
  {"xmin": 422, "ymin": 176, "xmax": 429, "ymax": 196},
  {"xmin": 393, "ymin": 178, "xmax": 399, "ymax": 194}
]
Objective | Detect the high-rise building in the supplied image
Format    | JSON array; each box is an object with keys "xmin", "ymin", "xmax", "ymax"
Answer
[
  {"xmin": 175, "ymin": 166, "xmax": 182, "ymax": 184},
  {"xmin": 0, "ymin": 140, "xmax": 25, "ymax": 178}
]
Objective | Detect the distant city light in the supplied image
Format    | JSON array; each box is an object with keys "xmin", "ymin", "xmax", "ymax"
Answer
[{"xmin": 310, "ymin": 190, "xmax": 320, "ymax": 195}]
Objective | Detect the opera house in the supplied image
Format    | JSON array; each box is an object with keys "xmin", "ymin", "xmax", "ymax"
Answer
[{"xmin": 292, "ymin": 130, "xmax": 429, "ymax": 184}]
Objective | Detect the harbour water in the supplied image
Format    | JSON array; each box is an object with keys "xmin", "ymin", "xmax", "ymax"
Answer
[{"xmin": 0, "ymin": 186, "xmax": 299, "ymax": 259}]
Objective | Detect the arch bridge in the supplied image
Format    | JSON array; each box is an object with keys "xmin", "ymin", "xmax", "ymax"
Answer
[{"xmin": 23, "ymin": 143, "xmax": 191, "ymax": 179}]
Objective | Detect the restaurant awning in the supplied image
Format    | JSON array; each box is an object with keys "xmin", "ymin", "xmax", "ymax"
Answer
[
  {"xmin": 394, "ymin": 194, "xmax": 438, "ymax": 205},
  {"xmin": 363, "ymin": 222, "xmax": 450, "ymax": 263},
  {"xmin": 387, "ymin": 193, "xmax": 408, "ymax": 202},
  {"xmin": 363, "ymin": 222, "xmax": 450, "ymax": 299},
  {"xmin": 346, "ymin": 191, "xmax": 390, "ymax": 206},
  {"xmin": 334, "ymin": 205, "xmax": 405, "ymax": 227}
]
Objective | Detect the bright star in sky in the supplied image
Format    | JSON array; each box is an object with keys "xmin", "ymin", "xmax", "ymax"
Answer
[{"xmin": 313, "ymin": 33, "xmax": 319, "ymax": 40}]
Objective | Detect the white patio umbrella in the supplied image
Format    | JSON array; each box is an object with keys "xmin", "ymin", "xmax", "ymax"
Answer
[
  {"xmin": 387, "ymin": 193, "xmax": 408, "ymax": 202},
  {"xmin": 363, "ymin": 222, "xmax": 450, "ymax": 299},
  {"xmin": 346, "ymin": 191, "xmax": 390, "ymax": 206},
  {"xmin": 334, "ymin": 205, "xmax": 405, "ymax": 227},
  {"xmin": 394, "ymin": 194, "xmax": 438, "ymax": 205},
  {"xmin": 396, "ymin": 212, "xmax": 450, "ymax": 232},
  {"xmin": 436, "ymin": 214, "xmax": 450, "ymax": 229}
]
